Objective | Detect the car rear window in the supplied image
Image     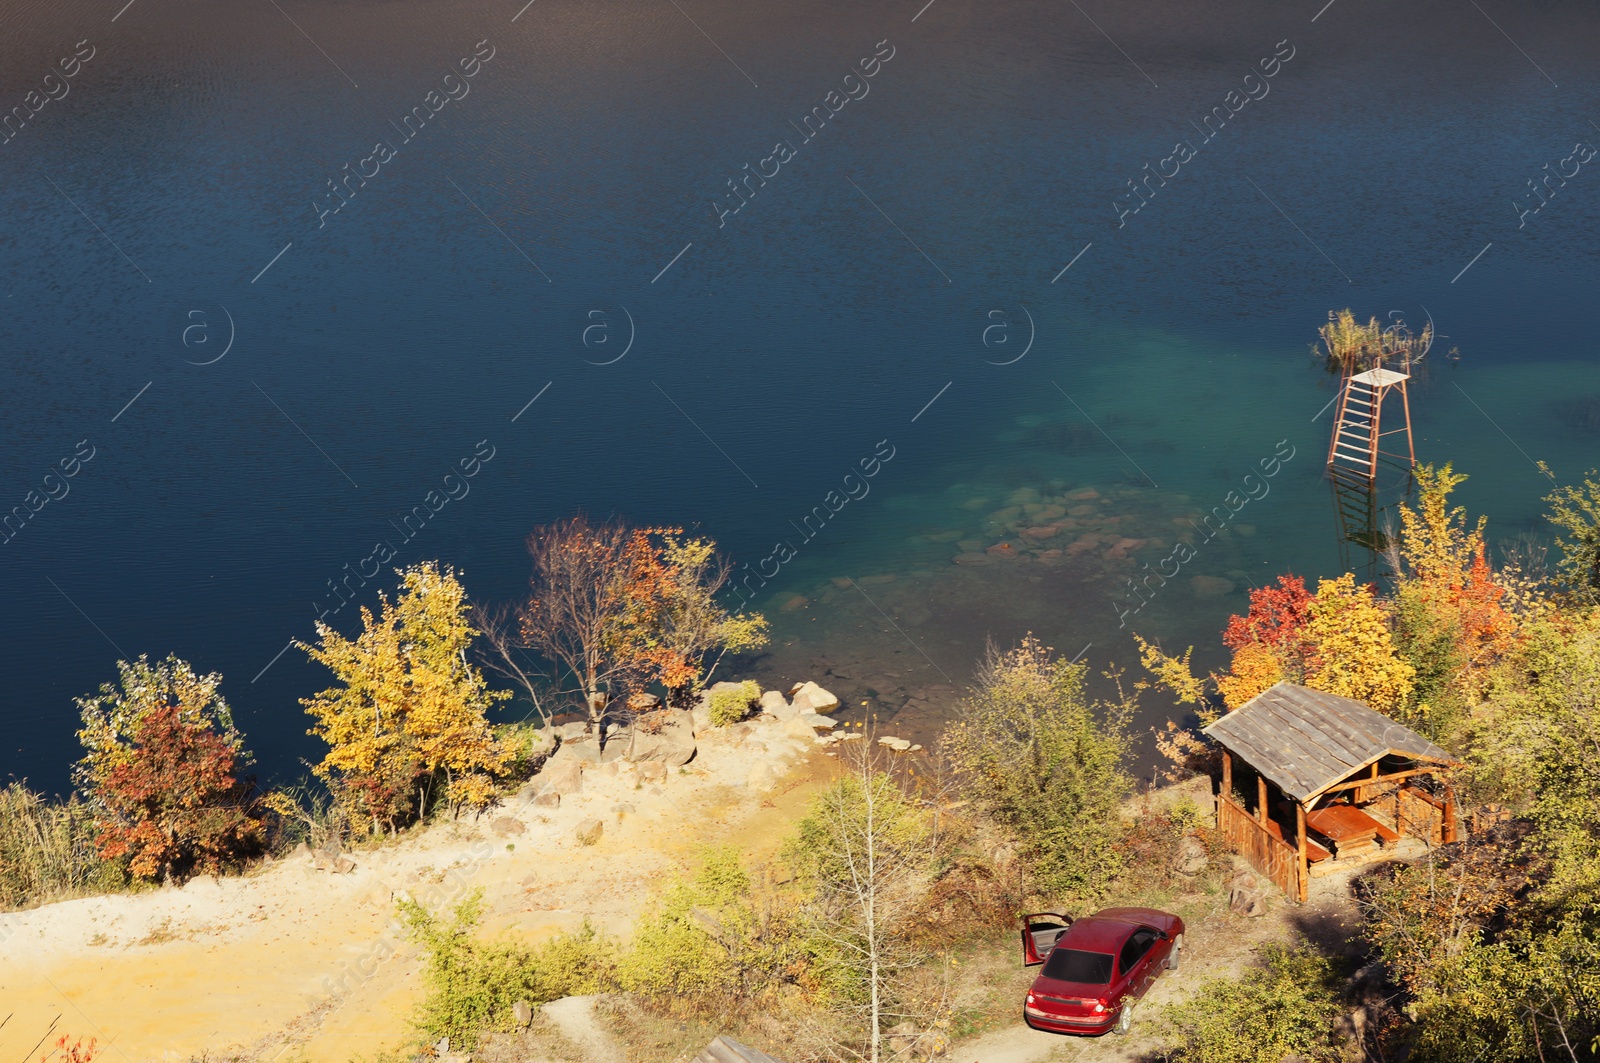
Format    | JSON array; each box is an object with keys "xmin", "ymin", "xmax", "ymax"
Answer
[{"xmin": 1042, "ymin": 947, "xmax": 1114, "ymax": 984}]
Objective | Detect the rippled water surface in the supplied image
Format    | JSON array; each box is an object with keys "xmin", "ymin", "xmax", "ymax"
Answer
[{"xmin": 3, "ymin": 0, "xmax": 1599, "ymax": 787}]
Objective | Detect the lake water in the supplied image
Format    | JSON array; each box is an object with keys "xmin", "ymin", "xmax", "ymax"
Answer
[{"xmin": 3, "ymin": 0, "xmax": 1598, "ymax": 791}]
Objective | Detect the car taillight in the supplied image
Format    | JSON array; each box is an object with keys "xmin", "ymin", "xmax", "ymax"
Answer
[
  {"xmin": 1091, "ymin": 1001, "xmax": 1106, "ymax": 1014},
  {"xmin": 1026, "ymin": 994, "xmax": 1035, "ymax": 1005}
]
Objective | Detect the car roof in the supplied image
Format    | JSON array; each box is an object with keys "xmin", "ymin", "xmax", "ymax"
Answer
[{"xmin": 1057, "ymin": 915, "xmax": 1142, "ymax": 952}]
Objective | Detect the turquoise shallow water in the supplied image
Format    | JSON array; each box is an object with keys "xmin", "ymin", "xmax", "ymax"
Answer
[{"xmin": 2, "ymin": 0, "xmax": 1598, "ymax": 786}]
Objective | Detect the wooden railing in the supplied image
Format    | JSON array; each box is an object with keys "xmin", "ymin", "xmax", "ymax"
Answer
[
  {"xmin": 1218, "ymin": 794, "xmax": 1304, "ymax": 902},
  {"xmin": 1398, "ymin": 785, "xmax": 1447, "ymax": 845}
]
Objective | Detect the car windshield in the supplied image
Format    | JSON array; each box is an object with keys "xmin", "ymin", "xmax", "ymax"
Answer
[{"xmin": 1041, "ymin": 947, "xmax": 1114, "ymax": 984}]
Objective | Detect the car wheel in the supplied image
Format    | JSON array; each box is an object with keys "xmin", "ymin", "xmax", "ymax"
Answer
[
  {"xmin": 1167, "ymin": 933, "xmax": 1183, "ymax": 971},
  {"xmin": 1113, "ymin": 1001, "xmax": 1134, "ymax": 1035}
]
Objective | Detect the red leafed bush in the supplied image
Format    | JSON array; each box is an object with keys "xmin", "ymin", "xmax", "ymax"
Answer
[
  {"xmin": 93, "ymin": 702, "xmax": 265, "ymax": 882},
  {"xmin": 1222, "ymin": 574, "xmax": 1313, "ymax": 652},
  {"xmin": 44, "ymin": 1036, "xmax": 98, "ymax": 1063}
]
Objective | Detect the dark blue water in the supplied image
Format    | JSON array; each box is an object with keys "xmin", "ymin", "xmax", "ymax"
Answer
[{"xmin": 4, "ymin": 0, "xmax": 1598, "ymax": 792}]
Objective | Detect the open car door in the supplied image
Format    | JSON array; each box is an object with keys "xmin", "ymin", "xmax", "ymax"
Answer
[{"xmin": 1020, "ymin": 912, "xmax": 1072, "ymax": 966}]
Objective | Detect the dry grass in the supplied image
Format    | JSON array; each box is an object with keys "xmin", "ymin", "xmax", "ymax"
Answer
[{"xmin": 0, "ymin": 781, "xmax": 112, "ymax": 910}]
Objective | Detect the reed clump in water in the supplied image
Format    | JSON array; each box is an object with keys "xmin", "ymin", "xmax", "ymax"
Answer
[{"xmin": 1315, "ymin": 309, "xmax": 1433, "ymax": 375}]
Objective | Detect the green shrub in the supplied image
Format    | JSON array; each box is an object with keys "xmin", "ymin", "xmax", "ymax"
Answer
[
  {"xmin": 400, "ymin": 889, "xmax": 615, "ymax": 1044},
  {"xmin": 1158, "ymin": 945, "xmax": 1342, "ymax": 1062},
  {"xmin": 706, "ymin": 681, "xmax": 760, "ymax": 727},
  {"xmin": 941, "ymin": 636, "xmax": 1132, "ymax": 902},
  {"xmin": 617, "ymin": 846, "xmax": 804, "ymax": 1010}
]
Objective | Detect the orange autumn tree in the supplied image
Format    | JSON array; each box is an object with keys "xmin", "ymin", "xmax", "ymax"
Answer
[
  {"xmin": 1391, "ymin": 464, "xmax": 1521, "ymax": 731},
  {"xmin": 521, "ymin": 518, "xmax": 768, "ymax": 733},
  {"xmin": 616, "ymin": 533, "xmax": 769, "ymax": 707}
]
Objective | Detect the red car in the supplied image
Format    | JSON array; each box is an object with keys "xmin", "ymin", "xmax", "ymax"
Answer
[{"xmin": 1019, "ymin": 907, "xmax": 1185, "ymax": 1036}]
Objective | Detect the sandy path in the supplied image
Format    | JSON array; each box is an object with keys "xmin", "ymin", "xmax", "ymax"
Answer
[
  {"xmin": 540, "ymin": 996, "xmax": 626, "ymax": 1063},
  {"xmin": 0, "ymin": 718, "xmax": 830, "ymax": 1063}
]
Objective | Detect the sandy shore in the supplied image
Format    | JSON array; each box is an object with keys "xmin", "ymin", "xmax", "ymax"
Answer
[{"xmin": 0, "ymin": 710, "xmax": 835, "ymax": 1063}]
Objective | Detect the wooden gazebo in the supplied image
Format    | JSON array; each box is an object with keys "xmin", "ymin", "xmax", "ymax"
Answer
[{"xmin": 1203, "ymin": 682, "xmax": 1459, "ymax": 902}]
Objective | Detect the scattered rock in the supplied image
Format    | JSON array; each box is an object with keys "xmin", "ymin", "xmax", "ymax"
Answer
[
  {"xmin": 556, "ymin": 720, "xmax": 590, "ymax": 741},
  {"xmin": 1173, "ymin": 835, "xmax": 1208, "ymax": 875},
  {"xmin": 532, "ymin": 791, "xmax": 561, "ymax": 809},
  {"xmin": 511, "ymin": 1000, "xmax": 534, "ymax": 1029},
  {"xmin": 986, "ymin": 541, "xmax": 1018, "ymax": 557},
  {"xmin": 626, "ymin": 691, "xmax": 662, "ymax": 712},
  {"xmin": 331, "ymin": 855, "xmax": 356, "ymax": 875},
  {"xmin": 877, "ymin": 736, "xmax": 913, "ymax": 751},
  {"xmin": 292, "ymin": 841, "xmax": 312, "ymax": 861},
  {"xmin": 779, "ymin": 594, "xmax": 810, "ymax": 613},
  {"xmin": 788, "ymin": 681, "xmax": 841, "ymax": 714},
  {"xmin": 1192, "ymin": 574, "xmax": 1237, "ymax": 599},
  {"xmin": 636, "ymin": 761, "xmax": 668, "ymax": 784},
  {"xmin": 1020, "ymin": 525, "xmax": 1060, "ymax": 539},
  {"xmin": 575, "ymin": 818, "xmax": 604, "ymax": 846},
  {"xmin": 491, "ymin": 817, "xmax": 525, "ymax": 837}
]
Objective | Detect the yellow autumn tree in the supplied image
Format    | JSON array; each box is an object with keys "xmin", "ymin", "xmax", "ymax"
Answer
[
  {"xmin": 1303, "ymin": 574, "xmax": 1415, "ymax": 716},
  {"xmin": 300, "ymin": 563, "xmax": 510, "ymax": 832}
]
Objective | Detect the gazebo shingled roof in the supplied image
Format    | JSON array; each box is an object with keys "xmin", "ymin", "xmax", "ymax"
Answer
[{"xmin": 1202, "ymin": 682, "xmax": 1455, "ymax": 803}]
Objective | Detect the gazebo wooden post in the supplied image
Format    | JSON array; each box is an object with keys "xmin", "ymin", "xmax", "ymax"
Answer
[
  {"xmin": 1296, "ymin": 803, "xmax": 1309, "ymax": 903},
  {"xmin": 1257, "ymin": 774, "xmax": 1268, "ymax": 826},
  {"xmin": 1221, "ymin": 750, "xmax": 1232, "ymax": 801},
  {"xmin": 1443, "ymin": 778, "xmax": 1459, "ymax": 844}
]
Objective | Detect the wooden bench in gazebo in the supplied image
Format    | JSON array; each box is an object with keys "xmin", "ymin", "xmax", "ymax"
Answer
[{"xmin": 1203, "ymin": 682, "xmax": 1459, "ymax": 902}]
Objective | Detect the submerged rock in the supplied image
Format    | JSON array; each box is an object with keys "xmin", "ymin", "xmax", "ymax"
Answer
[{"xmin": 1191, "ymin": 575, "xmax": 1237, "ymax": 599}]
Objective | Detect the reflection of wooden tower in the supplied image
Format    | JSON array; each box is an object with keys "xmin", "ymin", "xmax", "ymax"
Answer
[
  {"xmin": 1329, "ymin": 474, "xmax": 1388, "ymax": 579},
  {"xmin": 1325, "ymin": 367, "xmax": 1416, "ymax": 485}
]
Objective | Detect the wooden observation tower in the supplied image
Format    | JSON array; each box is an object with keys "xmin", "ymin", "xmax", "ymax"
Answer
[
  {"xmin": 1325, "ymin": 365, "xmax": 1416, "ymax": 486},
  {"xmin": 1317, "ymin": 310, "xmax": 1430, "ymax": 576}
]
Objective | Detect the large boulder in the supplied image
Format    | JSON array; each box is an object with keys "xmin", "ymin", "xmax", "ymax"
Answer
[
  {"xmin": 623, "ymin": 707, "xmax": 697, "ymax": 766},
  {"xmin": 556, "ymin": 720, "xmax": 590, "ymax": 741},
  {"xmin": 537, "ymin": 754, "xmax": 585, "ymax": 797},
  {"xmin": 1229, "ymin": 874, "xmax": 1267, "ymax": 917},
  {"xmin": 746, "ymin": 761, "xmax": 780, "ymax": 793},
  {"xmin": 787, "ymin": 681, "xmax": 840, "ymax": 715},
  {"xmin": 1172, "ymin": 835, "xmax": 1208, "ymax": 876}
]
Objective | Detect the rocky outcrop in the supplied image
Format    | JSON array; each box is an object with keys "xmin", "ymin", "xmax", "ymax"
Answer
[{"xmin": 759, "ymin": 689, "xmax": 797, "ymax": 721}]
